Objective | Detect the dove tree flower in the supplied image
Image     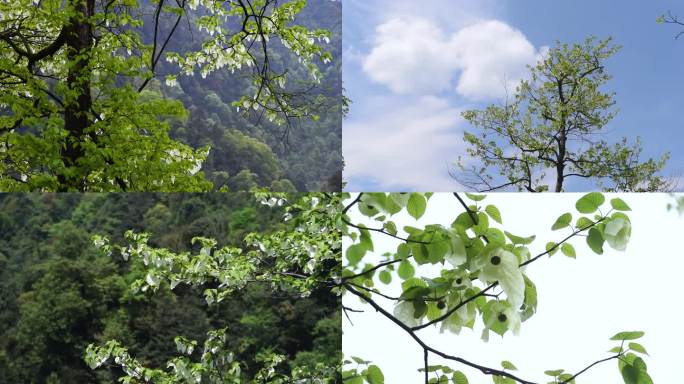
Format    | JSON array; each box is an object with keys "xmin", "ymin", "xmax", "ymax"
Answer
[
  {"xmin": 342, "ymin": 192, "xmax": 652, "ymax": 384},
  {"xmin": 85, "ymin": 192, "xmax": 342, "ymax": 383}
]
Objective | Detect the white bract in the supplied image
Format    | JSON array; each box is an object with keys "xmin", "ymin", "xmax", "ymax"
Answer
[
  {"xmin": 604, "ymin": 217, "xmax": 631, "ymax": 251},
  {"xmin": 477, "ymin": 248, "xmax": 524, "ymax": 309},
  {"xmin": 393, "ymin": 301, "xmax": 422, "ymax": 327},
  {"xmin": 445, "ymin": 231, "xmax": 467, "ymax": 267}
]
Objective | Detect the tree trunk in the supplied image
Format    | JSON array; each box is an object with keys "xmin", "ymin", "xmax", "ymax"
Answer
[
  {"xmin": 555, "ymin": 121, "xmax": 567, "ymax": 193},
  {"xmin": 58, "ymin": 0, "xmax": 94, "ymax": 191}
]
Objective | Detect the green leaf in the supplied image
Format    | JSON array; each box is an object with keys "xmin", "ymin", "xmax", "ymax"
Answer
[
  {"xmin": 346, "ymin": 244, "xmax": 366, "ymax": 265},
  {"xmin": 427, "ymin": 238, "xmax": 450, "ymax": 264},
  {"xmin": 453, "ymin": 212, "xmax": 475, "ymax": 230},
  {"xmin": 628, "ymin": 342, "xmax": 648, "ymax": 355},
  {"xmin": 551, "ymin": 213, "xmax": 572, "ymax": 230},
  {"xmin": 412, "ymin": 300, "xmax": 427, "ymax": 319},
  {"xmin": 575, "ymin": 192, "xmax": 605, "ymax": 214},
  {"xmin": 378, "ymin": 270, "xmax": 392, "ymax": 284},
  {"xmin": 358, "ymin": 201, "xmax": 380, "ymax": 217},
  {"xmin": 407, "ymin": 193, "xmax": 427, "ymax": 220},
  {"xmin": 621, "ymin": 363, "xmax": 639, "ymax": 384},
  {"xmin": 560, "ymin": 243, "xmax": 576, "ymax": 258},
  {"xmin": 545, "ymin": 242, "xmax": 558, "ymax": 256},
  {"xmin": 544, "ymin": 369, "xmax": 564, "ymax": 377},
  {"xmin": 365, "ymin": 365, "xmax": 384, "ymax": 384},
  {"xmin": 504, "ymin": 231, "xmax": 536, "ymax": 245},
  {"xmin": 501, "ymin": 360, "xmax": 517, "ymax": 371},
  {"xmin": 485, "ymin": 205, "xmax": 502, "ymax": 224},
  {"xmin": 383, "ymin": 221, "xmax": 397, "ymax": 236},
  {"xmin": 586, "ymin": 227, "xmax": 604, "ymax": 254},
  {"xmin": 397, "ymin": 260, "xmax": 415, "ymax": 279},
  {"xmin": 575, "ymin": 216, "xmax": 594, "ymax": 229},
  {"xmin": 520, "ymin": 275, "xmax": 537, "ymax": 321},
  {"xmin": 610, "ymin": 331, "xmax": 645, "ymax": 341},
  {"xmin": 610, "ymin": 198, "xmax": 631, "ymax": 211},
  {"xmin": 452, "ymin": 371, "xmax": 469, "ymax": 384},
  {"xmin": 465, "ymin": 193, "xmax": 486, "ymax": 201}
]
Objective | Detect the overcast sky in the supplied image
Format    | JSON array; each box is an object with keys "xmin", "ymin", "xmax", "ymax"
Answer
[
  {"xmin": 343, "ymin": 193, "xmax": 683, "ymax": 383},
  {"xmin": 343, "ymin": 0, "xmax": 684, "ymax": 191}
]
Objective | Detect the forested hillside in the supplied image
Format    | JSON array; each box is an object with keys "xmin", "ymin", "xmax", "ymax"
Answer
[
  {"xmin": 0, "ymin": 193, "xmax": 340, "ymax": 382},
  {"xmin": 158, "ymin": 0, "xmax": 342, "ymax": 191}
]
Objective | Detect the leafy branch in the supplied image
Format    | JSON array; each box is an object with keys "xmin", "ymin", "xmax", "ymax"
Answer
[{"xmin": 342, "ymin": 192, "xmax": 652, "ymax": 384}]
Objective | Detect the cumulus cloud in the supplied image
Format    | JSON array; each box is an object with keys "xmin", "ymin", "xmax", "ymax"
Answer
[
  {"xmin": 362, "ymin": 18, "xmax": 545, "ymax": 100},
  {"xmin": 362, "ymin": 18, "xmax": 458, "ymax": 94},
  {"xmin": 343, "ymin": 95, "xmax": 466, "ymax": 191}
]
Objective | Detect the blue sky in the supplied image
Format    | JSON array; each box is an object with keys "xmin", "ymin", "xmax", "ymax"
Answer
[{"xmin": 343, "ymin": 0, "xmax": 684, "ymax": 191}]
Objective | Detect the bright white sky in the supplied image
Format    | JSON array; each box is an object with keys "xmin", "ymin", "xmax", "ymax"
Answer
[{"xmin": 343, "ymin": 193, "xmax": 683, "ymax": 383}]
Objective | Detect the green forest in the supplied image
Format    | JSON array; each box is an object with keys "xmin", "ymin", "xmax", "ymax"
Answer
[
  {"xmin": 0, "ymin": 193, "xmax": 341, "ymax": 382},
  {"xmin": 0, "ymin": 0, "xmax": 341, "ymax": 192},
  {"xmin": 159, "ymin": 0, "xmax": 342, "ymax": 192}
]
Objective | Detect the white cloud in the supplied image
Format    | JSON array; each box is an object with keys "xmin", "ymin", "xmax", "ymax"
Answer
[
  {"xmin": 450, "ymin": 20, "xmax": 545, "ymax": 100},
  {"xmin": 343, "ymin": 95, "xmax": 466, "ymax": 191},
  {"xmin": 362, "ymin": 17, "xmax": 545, "ymax": 100},
  {"xmin": 362, "ymin": 18, "xmax": 458, "ymax": 94}
]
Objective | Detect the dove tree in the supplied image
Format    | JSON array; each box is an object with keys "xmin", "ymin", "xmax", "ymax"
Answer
[
  {"xmin": 0, "ymin": 0, "xmax": 331, "ymax": 191},
  {"xmin": 342, "ymin": 192, "xmax": 652, "ymax": 384},
  {"xmin": 454, "ymin": 37, "xmax": 669, "ymax": 192},
  {"xmin": 84, "ymin": 192, "xmax": 342, "ymax": 383}
]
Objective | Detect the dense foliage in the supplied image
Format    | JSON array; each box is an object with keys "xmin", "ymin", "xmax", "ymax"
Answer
[
  {"xmin": 342, "ymin": 192, "xmax": 652, "ymax": 384},
  {"xmin": 0, "ymin": 192, "xmax": 341, "ymax": 382},
  {"xmin": 0, "ymin": 0, "xmax": 341, "ymax": 191}
]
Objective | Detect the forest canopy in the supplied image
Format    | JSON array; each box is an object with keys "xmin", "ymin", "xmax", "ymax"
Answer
[{"xmin": 0, "ymin": 192, "xmax": 341, "ymax": 382}]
